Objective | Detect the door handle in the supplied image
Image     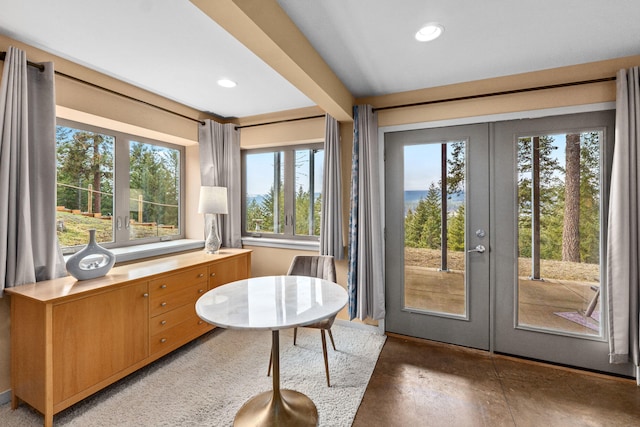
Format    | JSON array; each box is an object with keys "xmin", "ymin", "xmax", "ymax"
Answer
[{"xmin": 467, "ymin": 244, "xmax": 486, "ymax": 254}]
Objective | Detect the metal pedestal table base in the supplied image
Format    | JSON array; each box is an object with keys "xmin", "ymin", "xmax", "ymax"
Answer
[{"xmin": 234, "ymin": 331, "xmax": 318, "ymax": 427}]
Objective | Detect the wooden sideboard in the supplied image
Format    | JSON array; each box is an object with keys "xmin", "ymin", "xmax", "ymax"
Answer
[{"xmin": 5, "ymin": 248, "xmax": 251, "ymax": 427}]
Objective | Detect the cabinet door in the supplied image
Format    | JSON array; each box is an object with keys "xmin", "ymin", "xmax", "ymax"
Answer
[
  {"xmin": 208, "ymin": 254, "xmax": 250, "ymax": 289},
  {"xmin": 52, "ymin": 281, "xmax": 149, "ymax": 404}
]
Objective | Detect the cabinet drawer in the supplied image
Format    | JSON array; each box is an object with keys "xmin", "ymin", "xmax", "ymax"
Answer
[
  {"xmin": 150, "ymin": 303, "xmax": 199, "ymax": 336},
  {"xmin": 208, "ymin": 256, "xmax": 249, "ymax": 289},
  {"xmin": 149, "ymin": 266, "xmax": 207, "ymax": 296},
  {"xmin": 150, "ymin": 282, "xmax": 207, "ymax": 317},
  {"xmin": 150, "ymin": 315, "xmax": 212, "ymax": 354}
]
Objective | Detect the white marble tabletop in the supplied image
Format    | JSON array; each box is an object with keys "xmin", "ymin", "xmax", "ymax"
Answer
[{"xmin": 195, "ymin": 275, "xmax": 348, "ymax": 330}]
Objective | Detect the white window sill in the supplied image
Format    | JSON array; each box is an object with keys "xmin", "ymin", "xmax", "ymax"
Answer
[
  {"xmin": 241, "ymin": 236, "xmax": 319, "ymax": 252},
  {"xmin": 63, "ymin": 239, "xmax": 205, "ymax": 264}
]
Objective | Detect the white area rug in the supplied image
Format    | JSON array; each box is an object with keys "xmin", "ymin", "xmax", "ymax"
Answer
[{"xmin": 0, "ymin": 324, "xmax": 385, "ymax": 426}]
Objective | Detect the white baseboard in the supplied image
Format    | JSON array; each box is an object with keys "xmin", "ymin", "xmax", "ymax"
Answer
[{"xmin": 0, "ymin": 388, "xmax": 11, "ymax": 405}]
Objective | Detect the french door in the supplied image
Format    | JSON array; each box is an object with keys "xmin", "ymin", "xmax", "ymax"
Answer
[
  {"xmin": 385, "ymin": 124, "xmax": 490, "ymax": 350},
  {"xmin": 385, "ymin": 111, "xmax": 635, "ymax": 376}
]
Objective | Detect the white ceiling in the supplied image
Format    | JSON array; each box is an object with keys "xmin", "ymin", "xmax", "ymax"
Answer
[{"xmin": 1, "ymin": 0, "xmax": 639, "ymax": 119}]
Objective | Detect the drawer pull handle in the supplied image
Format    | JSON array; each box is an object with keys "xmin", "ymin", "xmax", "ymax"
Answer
[
  {"xmin": 198, "ymin": 273, "xmax": 204, "ymax": 278},
  {"xmin": 161, "ymin": 302, "xmax": 167, "ymax": 307},
  {"xmin": 210, "ymin": 273, "xmax": 216, "ymax": 277},
  {"xmin": 198, "ymin": 289, "xmax": 205, "ymax": 293},
  {"xmin": 143, "ymin": 293, "xmax": 149, "ymax": 298},
  {"xmin": 160, "ymin": 284, "xmax": 167, "ymax": 289},
  {"xmin": 160, "ymin": 338, "xmax": 167, "ymax": 343},
  {"xmin": 161, "ymin": 320, "xmax": 167, "ymax": 325},
  {"xmin": 198, "ymin": 320, "xmax": 204, "ymax": 325}
]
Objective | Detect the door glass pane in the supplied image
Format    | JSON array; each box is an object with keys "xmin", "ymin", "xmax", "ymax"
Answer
[
  {"xmin": 404, "ymin": 141, "xmax": 466, "ymax": 316},
  {"xmin": 128, "ymin": 141, "xmax": 181, "ymax": 240},
  {"xmin": 517, "ymin": 132, "xmax": 601, "ymax": 336},
  {"xmin": 294, "ymin": 148, "xmax": 323, "ymax": 236},
  {"xmin": 56, "ymin": 126, "xmax": 114, "ymax": 250},
  {"xmin": 245, "ymin": 151, "xmax": 284, "ymax": 234}
]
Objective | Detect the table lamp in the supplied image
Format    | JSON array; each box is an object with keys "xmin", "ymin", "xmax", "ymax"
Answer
[{"xmin": 198, "ymin": 186, "xmax": 228, "ymax": 254}]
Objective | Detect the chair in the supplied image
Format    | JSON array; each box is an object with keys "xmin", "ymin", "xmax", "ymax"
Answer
[{"xmin": 268, "ymin": 255, "xmax": 338, "ymax": 386}]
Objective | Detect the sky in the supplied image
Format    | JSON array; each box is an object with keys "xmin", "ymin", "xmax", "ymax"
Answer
[
  {"xmin": 246, "ymin": 132, "xmax": 586, "ymax": 196},
  {"xmin": 403, "ymin": 134, "xmax": 573, "ymax": 191},
  {"xmin": 246, "ymin": 150, "xmax": 324, "ymax": 196}
]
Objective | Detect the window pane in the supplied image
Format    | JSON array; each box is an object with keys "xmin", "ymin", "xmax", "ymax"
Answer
[
  {"xmin": 517, "ymin": 132, "xmax": 601, "ymax": 336},
  {"xmin": 294, "ymin": 148, "xmax": 323, "ymax": 236},
  {"xmin": 128, "ymin": 141, "xmax": 181, "ymax": 240},
  {"xmin": 245, "ymin": 151, "xmax": 284, "ymax": 234},
  {"xmin": 56, "ymin": 126, "xmax": 114, "ymax": 249},
  {"xmin": 403, "ymin": 141, "xmax": 466, "ymax": 316}
]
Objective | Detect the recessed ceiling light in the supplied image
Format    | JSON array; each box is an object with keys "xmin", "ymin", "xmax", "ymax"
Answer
[
  {"xmin": 217, "ymin": 79, "xmax": 237, "ymax": 88},
  {"xmin": 415, "ymin": 22, "xmax": 444, "ymax": 42}
]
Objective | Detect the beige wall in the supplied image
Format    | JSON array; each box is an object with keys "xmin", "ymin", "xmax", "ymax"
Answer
[
  {"xmin": 1, "ymin": 33, "xmax": 639, "ymax": 398},
  {"xmin": 0, "ymin": 35, "xmax": 212, "ymax": 396}
]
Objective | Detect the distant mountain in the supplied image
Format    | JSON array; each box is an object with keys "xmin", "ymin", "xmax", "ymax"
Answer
[
  {"xmin": 247, "ymin": 191, "xmax": 463, "ymax": 216},
  {"xmin": 246, "ymin": 193, "xmax": 321, "ymax": 206},
  {"xmin": 246, "ymin": 194, "xmax": 266, "ymax": 206},
  {"xmin": 404, "ymin": 190, "xmax": 464, "ymax": 215}
]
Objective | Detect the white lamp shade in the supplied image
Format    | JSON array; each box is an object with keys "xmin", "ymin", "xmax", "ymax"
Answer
[{"xmin": 198, "ymin": 186, "xmax": 228, "ymax": 214}]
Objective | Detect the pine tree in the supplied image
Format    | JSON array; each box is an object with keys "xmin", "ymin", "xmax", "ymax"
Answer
[
  {"xmin": 579, "ymin": 132, "xmax": 601, "ymax": 264},
  {"xmin": 447, "ymin": 204, "xmax": 465, "ymax": 251},
  {"xmin": 562, "ymin": 133, "xmax": 581, "ymax": 262}
]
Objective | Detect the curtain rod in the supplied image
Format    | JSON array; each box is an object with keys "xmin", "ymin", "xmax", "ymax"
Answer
[
  {"xmin": 0, "ymin": 51, "xmax": 206, "ymax": 125},
  {"xmin": 372, "ymin": 76, "xmax": 617, "ymax": 112},
  {"xmin": 236, "ymin": 114, "xmax": 325, "ymax": 129},
  {"xmin": 0, "ymin": 51, "xmax": 45, "ymax": 71}
]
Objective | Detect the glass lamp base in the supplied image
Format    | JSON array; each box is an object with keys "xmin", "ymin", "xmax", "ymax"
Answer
[{"xmin": 205, "ymin": 215, "xmax": 221, "ymax": 254}]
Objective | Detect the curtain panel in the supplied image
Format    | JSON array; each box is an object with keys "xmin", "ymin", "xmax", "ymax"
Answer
[
  {"xmin": 198, "ymin": 119, "xmax": 242, "ymax": 248},
  {"xmin": 347, "ymin": 105, "xmax": 385, "ymax": 320},
  {"xmin": 320, "ymin": 113, "xmax": 344, "ymax": 260},
  {"xmin": 607, "ymin": 66, "xmax": 640, "ymax": 382},
  {"xmin": 0, "ymin": 46, "xmax": 66, "ymax": 295}
]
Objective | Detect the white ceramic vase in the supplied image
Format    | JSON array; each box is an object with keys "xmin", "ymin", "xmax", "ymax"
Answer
[{"xmin": 66, "ymin": 229, "xmax": 116, "ymax": 280}]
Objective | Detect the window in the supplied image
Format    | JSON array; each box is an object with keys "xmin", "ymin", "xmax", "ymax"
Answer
[
  {"xmin": 56, "ymin": 119, "xmax": 184, "ymax": 253},
  {"xmin": 242, "ymin": 144, "xmax": 324, "ymax": 240},
  {"xmin": 517, "ymin": 129, "xmax": 603, "ymax": 336}
]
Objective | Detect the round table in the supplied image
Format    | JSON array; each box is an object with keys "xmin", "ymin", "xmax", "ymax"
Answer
[{"xmin": 195, "ymin": 275, "xmax": 348, "ymax": 427}]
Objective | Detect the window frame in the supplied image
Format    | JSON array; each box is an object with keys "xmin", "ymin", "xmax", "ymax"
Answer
[
  {"xmin": 56, "ymin": 118, "xmax": 186, "ymax": 253},
  {"xmin": 241, "ymin": 142, "xmax": 324, "ymax": 242}
]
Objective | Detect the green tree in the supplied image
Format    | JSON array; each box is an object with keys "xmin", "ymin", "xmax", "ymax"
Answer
[
  {"xmin": 447, "ymin": 141, "xmax": 465, "ymax": 197},
  {"xmin": 295, "ymin": 185, "xmax": 311, "ymax": 235},
  {"xmin": 259, "ymin": 181, "xmax": 284, "ymax": 233},
  {"xmin": 56, "ymin": 127, "xmax": 113, "ymax": 215},
  {"xmin": 447, "ymin": 204, "xmax": 465, "ymax": 251},
  {"xmin": 129, "ymin": 142, "xmax": 180, "ymax": 228},
  {"xmin": 246, "ymin": 198, "xmax": 263, "ymax": 232},
  {"xmin": 517, "ymin": 136, "xmax": 562, "ymax": 258},
  {"xmin": 579, "ymin": 132, "xmax": 601, "ymax": 264},
  {"xmin": 293, "ymin": 186, "xmax": 322, "ymax": 236},
  {"xmin": 563, "ymin": 133, "xmax": 581, "ymax": 262},
  {"xmin": 404, "ymin": 183, "xmax": 441, "ymax": 249}
]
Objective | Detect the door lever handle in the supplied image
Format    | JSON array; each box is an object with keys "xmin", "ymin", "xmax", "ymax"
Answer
[{"xmin": 467, "ymin": 244, "xmax": 486, "ymax": 254}]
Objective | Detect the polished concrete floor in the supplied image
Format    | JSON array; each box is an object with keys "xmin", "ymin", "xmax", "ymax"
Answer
[{"xmin": 353, "ymin": 335, "xmax": 640, "ymax": 427}]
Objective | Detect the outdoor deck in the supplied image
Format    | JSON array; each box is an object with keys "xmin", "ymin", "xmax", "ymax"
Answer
[{"xmin": 405, "ymin": 266, "xmax": 600, "ymax": 336}]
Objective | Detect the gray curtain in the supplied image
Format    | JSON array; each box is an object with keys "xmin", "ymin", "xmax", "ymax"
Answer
[
  {"xmin": 320, "ymin": 113, "xmax": 344, "ymax": 259},
  {"xmin": 199, "ymin": 119, "xmax": 241, "ymax": 248},
  {"xmin": 607, "ymin": 66, "xmax": 640, "ymax": 382},
  {"xmin": 347, "ymin": 105, "xmax": 385, "ymax": 320},
  {"xmin": 0, "ymin": 46, "xmax": 66, "ymax": 295}
]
